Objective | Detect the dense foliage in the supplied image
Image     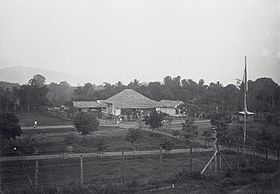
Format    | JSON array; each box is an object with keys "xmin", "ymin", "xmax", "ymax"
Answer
[
  {"xmin": 72, "ymin": 76, "xmax": 280, "ymax": 117},
  {"xmin": 144, "ymin": 110, "xmax": 164, "ymax": 131},
  {"xmin": 73, "ymin": 112, "xmax": 99, "ymax": 139},
  {"xmin": 1, "ymin": 75, "xmax": 280, "ymax": 118},
  {"xmin": 0, "ymin": 113, "xmax": 22, "ymax": 140}
]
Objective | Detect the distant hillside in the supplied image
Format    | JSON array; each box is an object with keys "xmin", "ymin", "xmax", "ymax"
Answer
[
  {"xmin": 0, "ymin": 66, "xmax": 101, "ymax": 86},
  {"xmin": 0, "ymin": 81, "xmax": 20, "ymax": 90}
]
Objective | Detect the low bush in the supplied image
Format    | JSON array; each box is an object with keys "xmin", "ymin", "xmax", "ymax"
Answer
[
  {"xmin": 171, "ymin": 130, "xmax": 180, "ymax": 136},
  {"xmin": 160, "ymin": 138, "xmax": 174, "ymax": 152}
]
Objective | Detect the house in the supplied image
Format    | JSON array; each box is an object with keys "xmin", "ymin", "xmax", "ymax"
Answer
[
  {"xmin": 156, "ymin": 100, "xmax": 184, "ymax": 117},
  {"xmin": 237, "ymin": 111, "xmax": 255, "ymax": 123},
  {"xmin": 72, "ymin": 101, "xmax": 107, "ymax": 113},
  {"xmin": 101, "ymin": 89, "xmax": 158, "ymax": 118}
]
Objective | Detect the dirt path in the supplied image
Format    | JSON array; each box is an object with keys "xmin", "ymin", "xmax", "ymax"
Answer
[{"xmin": 0, "ymin": 147, "xmax": 215, "ymax": 162}]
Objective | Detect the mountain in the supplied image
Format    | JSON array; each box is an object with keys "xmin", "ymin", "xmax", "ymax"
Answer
[{"xmin": 0, "ymin": 66, "xmax": 102, "ymax": 86}]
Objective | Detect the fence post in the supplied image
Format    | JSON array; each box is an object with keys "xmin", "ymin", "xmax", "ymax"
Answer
[
  {"xmin": 80, "ymin": 155, "xmax": 84, "ymax": 187},
  {"xmin": 122, "ymin": 151, "xmax": 125, "ymax": 185},
  {"xmin": 160, "ymin": 146, "xmax": 163, "ymax": 167},
  {"xmin": 34, "ymin": 160, "xmax": 39, "ymax": 190},
  {"xmin": 219, "ymin": 154, "xmax": 222, "ymax": 171},
  {"xmin": 214, "ymin": 153, "xmax": 217, "ymax": 173},
  {"xmin": 190, "ymin": 145, "xmax": 193, "ymax": 171},
  {"xmin": 0, "ymin": 172, "xmax": 3, "ymax": 194},
  {"xmin": 277, "ymin": 141, "xmax": 280, "ymax": 168}
]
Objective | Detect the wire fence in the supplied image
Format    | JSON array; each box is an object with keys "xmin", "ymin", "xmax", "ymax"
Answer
[{"xmin": 1, "ymin": 144, "xmax": 279, "ymax": 193}]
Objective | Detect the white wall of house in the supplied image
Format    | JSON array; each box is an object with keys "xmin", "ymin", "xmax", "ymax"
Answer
[
  {"xmin": 113, "ymin": 107, "xmax": 121, "ymax": 116},
  {"xmin": 156, "ymin": 107, "xmax": 177, "ymax": 116}
]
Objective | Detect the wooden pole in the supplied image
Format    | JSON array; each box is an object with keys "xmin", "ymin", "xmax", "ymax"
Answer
[
  {"xmin": 218, "ymin": 149, "xmax": 232, "ymax": 173},
  {"xmin": 214, "ymin": 130, "xmax": 217, "ymax": 173},
  {"xmin": 34, "ymin": 160, "xmax": 39, "ymax": 190},
  {"xmin": 201, "ymin": 150, "xmax": 218, "ymax": 174},
  {"xmin": 253, "ymin": 127, "xmax": 256, "ymax": 160},
  {"xmin": 214, "ymin": 151, "xmax": 217, "ymax": 174},
  {"xmin": 160, "ymin": 147, "xmax": 163, "ymax": 168},
  {"xmin": 190, "ymin": 145, "xmax": 193, "ymax": 171},
  {"xmin": 277, "ymin": 141, "xmax": 280, "ymax": 168},
  {"xmin": 80, "ymin": 155, "xmax": 84, "ymax": 187},
  {"xmin": 122, "ymin": 151, "xmax": 125, "ymax": 185},
  {"xmin": 219, "ymin": 154, "xmax": 222, "ymax": 171},
  {"xmin": 243, "ymin": 56, "xmax": 247, "ymax": 161}
]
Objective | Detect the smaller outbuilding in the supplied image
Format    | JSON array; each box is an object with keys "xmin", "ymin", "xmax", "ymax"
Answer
[
  {"xmin": 73, "ymin": 101, "xmax": 107, "ymax": 113},
  {"xmin": 156, "ymin": 100, "xmax": 184, "ymax": 117}
]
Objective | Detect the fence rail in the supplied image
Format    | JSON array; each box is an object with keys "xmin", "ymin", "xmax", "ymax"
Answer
[{"xmin": 1, "ymin": 144, "xmax": 279, "ymax": 193}]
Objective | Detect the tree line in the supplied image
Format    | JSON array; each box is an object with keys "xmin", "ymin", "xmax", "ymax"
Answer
[
  {"xmin": 72, "ymin": 76, "xmax": 280, "ymax": 116},
  {"xmin": 1, "ymin": 75, "xmax": 280, "ymax": 116}
]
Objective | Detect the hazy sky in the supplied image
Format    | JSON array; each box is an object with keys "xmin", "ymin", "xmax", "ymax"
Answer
[{"xmin": 0, "ymin": 0, "xmax": 279, "ymax": 85}]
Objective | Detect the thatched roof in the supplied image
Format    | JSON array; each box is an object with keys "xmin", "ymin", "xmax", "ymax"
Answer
[
  {"xmin": 157, "ymin": 100, "xmax": 183, "ymax": 108},
  {"xmin": 102, "ymin": 89, "xmax": 158, "ymax": 109},
  {"xmin": 73, "ymin": 101, "xmax": 106, "ymax": 109}
]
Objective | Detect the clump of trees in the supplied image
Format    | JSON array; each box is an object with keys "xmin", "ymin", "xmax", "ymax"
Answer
[
  {"xmin": 144, "ymin": 110, "xmax": 164, "ymax": 132},
  {"xmin": 71, "ymin": 76, "xmax": 280, "ymax": 119},
  {"xmin": 0, "ymin": 113, "xmax": 22, "ymax": 156},
  {"xmin": 17, "ymin": 74, "xmax": 49, "ymax": 111},
  {"xmin": 0, "ymin": 113, "xmax": 22, "ymax": 140},
  {"xmin": 73, "ymin": 112, "xmax": 99, "ymax": 141},
  {"xmin": 46, "ymin": 81, "xmax": 74, "ymax": 107},
  {"xmin": 210, "ymin": 113, "xmax": 231, "ymax": 145},
  {"xmin": 1, "ymin": 74, "xmax": 280, "ymax": 120}
]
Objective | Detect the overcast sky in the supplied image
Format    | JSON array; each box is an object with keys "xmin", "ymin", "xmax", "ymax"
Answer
[{"xmin": 0, "ymin": 0, "xmax": 279, "ymax": 85}]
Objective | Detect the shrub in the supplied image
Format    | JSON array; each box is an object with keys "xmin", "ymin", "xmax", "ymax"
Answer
[
  {"xmin": 73, "ymin": 112, "xmax": 99, "ymax": 141},
  {"xmin": 0, "ymin": 113, "xmax": 22, "ymax": 140},
  {"xmin": 171, "ymin": 130, "xmax": 180, "ymax": 136},
  {"xmin": 160, "ymin": 138, "xmax": 174, "ymax": 152},
  {"xmin": 95, "ymin": 137, "xmax": 108, "ymax": 155}
]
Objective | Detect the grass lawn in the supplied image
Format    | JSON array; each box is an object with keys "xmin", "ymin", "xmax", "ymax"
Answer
[
  {"xmin": 229, "ymin": 121, "xmax": 280, "ymax": 136},
  {"xmin": 155, "ymin": 119, "xmax": 211, "ymax": 135},
  {"xmin": 15, "ymin": 111, "xmax": 73, "ymax": 127},
  {"xmin": 2, "ymin": 151, "xmax": 279, "ymax": 193},
  {"xmin": 19, "ymin": 127, "xmax": 186, "ymax": 155}
]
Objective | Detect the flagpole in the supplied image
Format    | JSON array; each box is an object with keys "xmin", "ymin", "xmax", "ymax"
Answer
[{"xmin": 243, "ymin": 56, "xmax": 247, "ymax": 160}]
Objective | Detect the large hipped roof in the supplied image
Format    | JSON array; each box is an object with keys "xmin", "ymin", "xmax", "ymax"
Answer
[{"xmin": 102, "ymin": 89, "xmax": 158, "ymax": 109}]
